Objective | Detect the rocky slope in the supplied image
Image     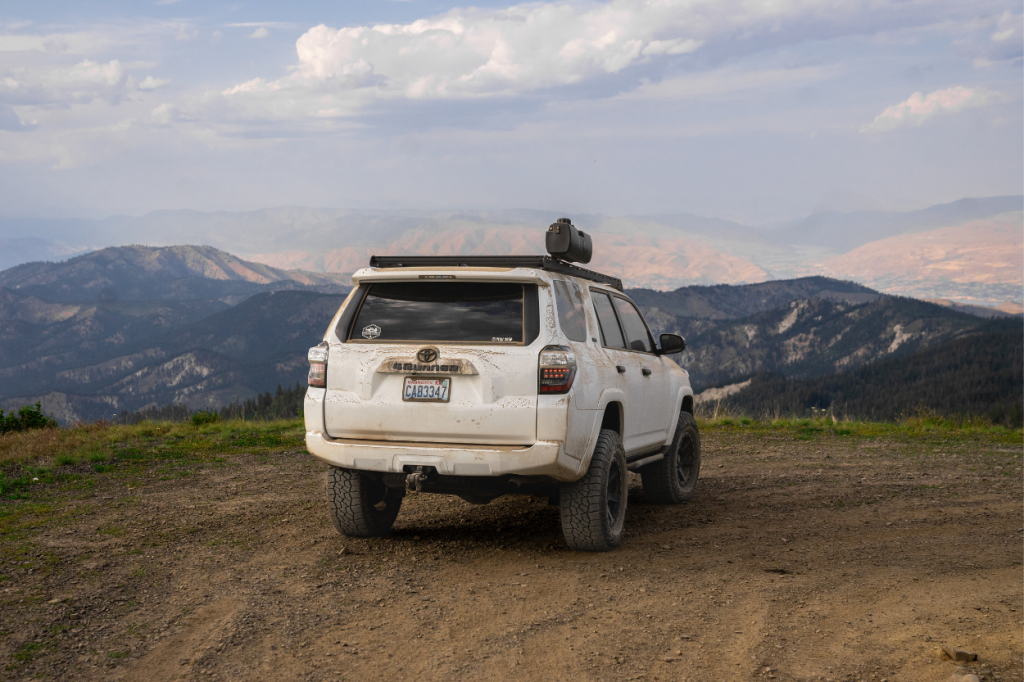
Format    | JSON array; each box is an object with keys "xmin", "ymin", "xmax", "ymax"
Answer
[
  {"xmin": 639, "ymin": 294, "xmax": 986, "ymax": 391},
  {"xmin": 715, "ymin": 318, "xmax": 1023, "ymax": 424}
]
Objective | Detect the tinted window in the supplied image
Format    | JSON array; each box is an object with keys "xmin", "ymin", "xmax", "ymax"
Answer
[
  {"xmin": 592, "ymin": 291, "xmax": 626, "ymax": 349},
  {"xmin": 553, "ymin": 280, "xmax": 588, "ymax": 342},
  {"xmin": 613, "ymin": 297, "xmax": 653, "ymax": 352},
  {"xmin": 350, "ymin": 282, "xmax": 524, "ymax": 343}
]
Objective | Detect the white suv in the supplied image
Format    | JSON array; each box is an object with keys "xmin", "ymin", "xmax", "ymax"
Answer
[{"xmin": 303, "ymin": 220, "xmax": 700, "ymax": 551}]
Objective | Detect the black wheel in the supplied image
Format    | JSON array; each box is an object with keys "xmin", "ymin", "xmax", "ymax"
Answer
[
  {"xmin": 559, "ymin": 429, "xmax": 628, "ymax": 551},
  {"xmin": 640, "ymin": 411, "xmax": 701, "ymax": 503},
  {"xmin": 326, "ymin": 467, "xmax": 403, "ymax": 537}
]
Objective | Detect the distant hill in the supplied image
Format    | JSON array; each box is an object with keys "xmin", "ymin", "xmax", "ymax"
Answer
[
  {"xmin": 713, "ymin": 318, "xmax": 1023, "ymax": 426},
  {"xmin": 0, "ymin": 287, "xmax": 229, "ymax": 394},
  {"xmin": 768, "ymin": 195, "xmax": 1023, "ymax": 252},
  {"xmin": 819, "ymin": 212, "xmax": 1022, "ymax": 304},
  {"xmin": 625, "ymin": 276, "xmax": 878, "ymax": 320},
  {"xmin": 0, "ymin": 244, "xmax": 349, "ymax": 303},
  {"xmin": 4, "ymin": 198, "xmax": 1020, "ymax": 303},
  {"xmin": 638, "ymin": 292, "xmax": 985, "ymax": 391},
  {"xmin": 0, "ymin": 290, "xmax": 348, "ymax": 423}
]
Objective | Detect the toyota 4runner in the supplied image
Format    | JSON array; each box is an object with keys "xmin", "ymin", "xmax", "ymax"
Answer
[{"xmin": 303, "ymin": 218, "xmax": 700, "ymax": 551}]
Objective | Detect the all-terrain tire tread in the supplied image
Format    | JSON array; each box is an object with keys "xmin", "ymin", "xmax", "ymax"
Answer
[
  {"xmin": 559, "ymin": 429, "xmax": 627, "ymax": 552},
  {"xmin": 326, "ymin": 467, "xmax": 401, "ymax": 537}
]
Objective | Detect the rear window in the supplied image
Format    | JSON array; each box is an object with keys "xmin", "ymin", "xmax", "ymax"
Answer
[
  {"xmin": 348, "ymin": 281, "xmax": 534, "ymax": 344},
  {"xmin": 592, "ymin": 291, "xmax": 626, "ymax": 349},
  {"xmin": 553, "ymin": 280, "xmax": 588, "ymax": 342}
]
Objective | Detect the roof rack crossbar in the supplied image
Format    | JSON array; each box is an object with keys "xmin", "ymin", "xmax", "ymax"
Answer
[{"xmin": 367, "ymin": 255, "xmax": 623, "ymax": 291}]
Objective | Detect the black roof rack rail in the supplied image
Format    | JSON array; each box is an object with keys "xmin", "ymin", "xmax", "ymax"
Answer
[{"xmin": 368, "ymin": 255, "xmax": 623, "ymax": 291}]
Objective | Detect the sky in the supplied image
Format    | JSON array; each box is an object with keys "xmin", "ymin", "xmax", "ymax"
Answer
[{"xmin": 0, "ymin": 0, "xmax": 1021, "ymax": 224}]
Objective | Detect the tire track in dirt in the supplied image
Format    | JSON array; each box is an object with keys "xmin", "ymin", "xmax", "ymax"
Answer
[{"xmin": 0, "ymin": 433, "xmax": 1020, "ymax": 681}]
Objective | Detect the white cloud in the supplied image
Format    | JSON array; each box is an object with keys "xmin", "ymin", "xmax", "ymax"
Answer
[
  {"xmin": 0, "ymin": 21, "xmax": 200, "ymax": 55},
  {"xmin": 150, "ymin": 102, "xmax": 182, "ymax": 124},
  {"xmin": 217, "ymin": 0, "xmax": 1020, "ymax": 127},
  {"xmin": 992, "ymin": 9, "xmax": 1021, "ymax": 42},
  {"xmin": 861, "ymin": 86, "xmax": 999, "ymax": 132},
  {"xmin": 0, "ymin": 59, "xmax": 132, "ymax": 107},
  {"xmin": 0, "ymin": 35, "xmax": 48, "ymax": 52},
  {"xmin": 138, "ymin": 75, "xmax": 170, "ymax": 90},
  {"xmin": 249, "ymin": 27, "xmax": 269, "ymax": 39}
]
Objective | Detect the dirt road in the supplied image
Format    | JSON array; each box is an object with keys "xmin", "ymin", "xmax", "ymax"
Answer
[{"xmin": 2, "ymin": 428, "xmax": 1021, "ymax": 681}]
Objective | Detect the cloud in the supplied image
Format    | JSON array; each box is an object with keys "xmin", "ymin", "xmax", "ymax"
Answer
[
  {"xmin": 220, "ymin": 0, "xmax": 750, "ymax": 111},
  {"xmin": 0, "ymin": 21, "xmax": 200, "ymax": 55},
  {"xmin": 991, "ymin": 10, "xmax": 1021, "ymax": 42},
  {"xmin": 150, "ymin": 102, "xmax": 185, "ymax": 124},
  {"xmin": 861, "ymin": 86, "xmax": 999, "ymax": 132},
  {"xmin": 956, "ymin": 9, "xmax": 1023, "ymax": 67},
  {"xmin": 0, "ymin": 59, "xmax": 133, "ymax": 107},
  {"xmin": 216, "ymin": 0, "xmax": 1021, "ymax": 128},
  {"xmin": 249, "ymin": 27, "xmax": 269, "ymax": 39},
  {"xmin": 0, "ymin": 104, "xmax": 34, "ymax": 131},
  {"xmin": 138, "ymin": 75, "xmax": 170, "ymax": 90}
]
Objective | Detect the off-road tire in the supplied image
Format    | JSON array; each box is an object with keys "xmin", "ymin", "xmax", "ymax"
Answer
[
  {"xmin": 640, "ymin": 411, "xmax": 701, "ymax": 503},
  {"xmin": 326, "ymin": 467, "xmax": 403, "ymax": 537},
  {"xmin": 559, "ymin": 429, "xmax": 628, "ymax": 551}
]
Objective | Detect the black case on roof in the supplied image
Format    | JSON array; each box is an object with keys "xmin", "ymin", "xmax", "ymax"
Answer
[{"xmin": 545, "ymin": 218, "xmax": 592, "ymax": 264}]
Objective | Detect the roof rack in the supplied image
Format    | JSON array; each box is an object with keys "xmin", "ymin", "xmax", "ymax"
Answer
[{"xmin": 368, "ymin": 255, "xmax": 623, "ymax": 291}]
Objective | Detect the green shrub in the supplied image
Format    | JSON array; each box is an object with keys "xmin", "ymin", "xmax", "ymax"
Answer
[
  {"xmin": 191, "ymin": 411, "xmax": 222, "ymax": 427},
  {"xmin": 0, "ymin": 403, "xmax": 58, "ymax": 435}
]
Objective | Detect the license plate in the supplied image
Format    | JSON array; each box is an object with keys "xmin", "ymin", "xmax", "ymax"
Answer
[{"xmin": 403, "ymin": 377, "xmax": 451, "ymax": 402}]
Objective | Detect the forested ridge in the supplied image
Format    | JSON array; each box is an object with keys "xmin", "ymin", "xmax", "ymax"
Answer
[{"xmin": 717, "ymin": 318, "xmax": 1023, "ymax": 425}]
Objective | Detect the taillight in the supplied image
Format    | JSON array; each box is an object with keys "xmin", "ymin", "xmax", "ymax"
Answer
[
  {"xmin": 308, "ymin": 343, "xmax": 328, "ymax": 388},
  {"xmin": 539, "ymin": 345, "xmax": 577, "ymax": 394}
]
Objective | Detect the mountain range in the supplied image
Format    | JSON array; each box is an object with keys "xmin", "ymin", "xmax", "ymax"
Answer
[
  {"xmin": 0, "ymin": 244, "xmax": 1016, "ymax": 424},
  {"xmin": 4, "ymin": 195, "xmax": 1020, "ymax": 307},
  {"xmin": 715, "ymin": 318, "xmax": 1022, "ymax": 425}
]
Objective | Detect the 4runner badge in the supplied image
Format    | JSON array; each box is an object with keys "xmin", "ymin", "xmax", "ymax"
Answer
[
  {"xmin": 417, "ymin": 348, "xmax": 438, "ymax": 363},
  {"xmin": 362, "ymin": 324, "xmax": 381, "ymax": 339}
]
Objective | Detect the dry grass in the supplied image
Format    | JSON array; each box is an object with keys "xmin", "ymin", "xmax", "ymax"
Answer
[
  {"xmin": 0, "ymin": 422, "xmax": 116, "ymax": 466},
  {"xmin": 0, "ymin": 419, "xmax": 305, "ymax": 469}
]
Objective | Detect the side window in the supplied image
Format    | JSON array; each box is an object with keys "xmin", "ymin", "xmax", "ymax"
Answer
[
  {"xmin": 553, "ymin": 280, "xmax": 588, "ymax": 342},
  {"xmin": 613, "ymin": 297, "xmax": 654, "ymax": 353},
  {"xmin": 592, "ymin": 291, "xmax": 626, "ymax": 349}
]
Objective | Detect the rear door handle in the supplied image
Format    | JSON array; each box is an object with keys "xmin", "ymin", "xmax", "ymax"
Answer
[
  {"xmin": 641, "ymin": 368, "xmax": 652, "ymax": 376},
  {"xmin": 616, "ymin": 365, "xmax": 626, "ymax": 374}
]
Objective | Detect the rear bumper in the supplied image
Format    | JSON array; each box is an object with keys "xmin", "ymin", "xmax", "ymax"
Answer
[{"xmin": 304, "ymin": 431, "xmax": 580, "ymax": 482}]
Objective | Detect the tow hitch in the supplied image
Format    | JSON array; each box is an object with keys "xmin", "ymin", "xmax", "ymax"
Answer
[{"xmin": 405, "ymin": 466, "xmax": 428, "ymax": 494}]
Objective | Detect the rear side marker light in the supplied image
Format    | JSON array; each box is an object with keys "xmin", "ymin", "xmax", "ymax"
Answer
[
  {"xmin": 539, "ymin": 345, "xmax": 577, "ymax": 394},
  {"xmin": 308, "ymin": 343, "xmax": 328, "ymax": 388}
]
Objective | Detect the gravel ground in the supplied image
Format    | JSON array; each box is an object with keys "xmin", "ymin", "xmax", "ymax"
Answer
[{"xmin": 1, "ymin": 428, "xmax": 1021, "ymax": 682}]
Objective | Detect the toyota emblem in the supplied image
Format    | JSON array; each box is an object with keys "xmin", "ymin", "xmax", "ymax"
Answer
[{"xmin": 417, "ymin": 348, "xmax": 438, "ymax": 363}]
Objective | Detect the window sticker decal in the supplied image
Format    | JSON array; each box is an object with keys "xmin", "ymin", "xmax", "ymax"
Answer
[{"xmin": 362, "ymin": 324, "xmax": 381, "ymax": 339}]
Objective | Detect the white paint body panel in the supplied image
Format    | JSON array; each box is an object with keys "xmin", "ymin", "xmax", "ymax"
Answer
[{"xmin": 304, "ymin": 267, "xmax": 693, "ymax": 482}]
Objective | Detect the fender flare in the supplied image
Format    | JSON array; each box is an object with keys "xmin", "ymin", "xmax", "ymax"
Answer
[
  {"xmin": 658, "ymin": 387, "xmax": 693, "ymax": 449},
  {"xmin": 573, "ymin": 388, "xmax": 628, "ymax": 478}
]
